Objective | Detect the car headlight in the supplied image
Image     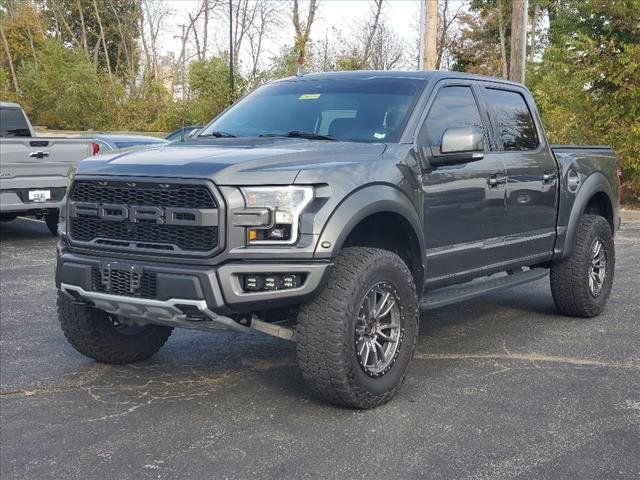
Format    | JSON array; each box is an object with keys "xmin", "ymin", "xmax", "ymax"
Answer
[
  {"xmin": 239, "ymin": 186, "xmax": 314, "ymax": 245},
  {"xmin": 66, "ymin": 166, "xmax": 77, "ymax": 179}
]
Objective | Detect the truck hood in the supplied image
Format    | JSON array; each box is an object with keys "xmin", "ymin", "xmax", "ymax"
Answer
[{"xmin": 76, "ymin": 138, "xmax": 387, "ymax": 185}]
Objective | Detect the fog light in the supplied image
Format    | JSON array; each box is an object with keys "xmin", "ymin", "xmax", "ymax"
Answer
[
  {"xmin": 242, "ymin": 273, "xmax": 305, "ymax": 292},
  {"xmin": 264, "ymin": 276, "xmax": 277, "ymax": 290}
]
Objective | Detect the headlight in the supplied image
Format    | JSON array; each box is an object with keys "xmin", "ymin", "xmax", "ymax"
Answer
[
  {"xmin": 66, "ymin": 166, "xmax": 77, "ymax": 179},
  {"xmin": 239, "ymin": 186, "xmax": 314, "ymax": 245}
]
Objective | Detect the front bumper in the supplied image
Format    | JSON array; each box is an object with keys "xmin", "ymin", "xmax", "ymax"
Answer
[{"xmin": 55, "ymin": 244, "xmax": 333, "ymax": 316}]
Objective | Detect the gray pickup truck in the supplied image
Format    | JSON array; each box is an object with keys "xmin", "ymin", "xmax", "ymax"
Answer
[
  {"xmin": 0, "ymin": 102, "xmax": 94, "ymax": 234},
  {"xmin": 55, "ymin": 71, "xmax": 621, "ymax": 408}
]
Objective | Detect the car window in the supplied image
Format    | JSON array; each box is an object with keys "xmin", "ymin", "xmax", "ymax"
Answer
[
  {"xmin": 96, "ymin": 140, "xmax": 113, "ymax": 152},
  {"xmin": 484, "ymin": 88, "xmax": 539, "ymax": 151},
  {"xmin": 200, "ymin": 78, "xmax": 424, "ymax": 143},
  {"xmin": 418, "ymin": 86, "xmax": 484, "ymax": 147},
  {"xmin": 0, "ymin": 108, "xmax": 31, "ymax": 137}
]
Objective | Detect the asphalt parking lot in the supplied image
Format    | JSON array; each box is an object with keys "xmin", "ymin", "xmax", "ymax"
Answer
[{"xmin": 1, "ymin": 218, "xmax": 639, "ymax": 480}]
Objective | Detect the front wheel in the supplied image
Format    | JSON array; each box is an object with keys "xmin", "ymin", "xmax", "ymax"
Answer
[
  {"xmin": 57, "ymin": 291, "xmax": 173, "ymax": 364},
  {"xmin": 296, "ymin": 247, "xmax": 419, "ymax": 409},
  {"xmin": 550, "ymin": 214, "xmax": 615, "ymax": 317}
]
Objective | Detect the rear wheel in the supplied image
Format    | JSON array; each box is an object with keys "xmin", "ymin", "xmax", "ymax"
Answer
[
  {"xmin": 296, "ymin": 247, "xmax": 419, "ymax": 409},
  {"xmin": 45, "ymin": 211, "xmax": 59, "ymax": 236},
  {"xmin": 57, "ymin": 291, "xmax": 173, "ymax": 364},
  {"xmin": 550, "ymin": 214, "xmax": 615, "ymax": 317}
]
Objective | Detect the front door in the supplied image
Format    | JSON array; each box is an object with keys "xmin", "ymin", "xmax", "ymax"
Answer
[{"xmin": 418, "ymin": 83, "xmax": 507, "ymax": 287}]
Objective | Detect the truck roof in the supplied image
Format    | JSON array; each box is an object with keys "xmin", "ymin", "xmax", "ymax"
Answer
[
  {"xmin": 276, "ymin": 70, "xmax": 525, "ymax": 88},
  {"xmin": 0, "ymin": 101, "xmax": 22, "ymax": 109}
]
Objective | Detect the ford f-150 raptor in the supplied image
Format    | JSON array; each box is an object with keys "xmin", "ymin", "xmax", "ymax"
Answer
[{"xmin": 55, "ymin": 71, "xmax": 621, "ymax": 408}]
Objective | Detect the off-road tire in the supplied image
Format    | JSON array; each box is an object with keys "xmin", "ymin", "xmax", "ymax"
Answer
[
  {"xmin": 550, "ymin": 214, "xmax": 615, "ymax": 317},
  {"xmin": 57, "ymin": 291, "xmax": 173, "ymax": 364},
  {"xmin": 45, "ymin": 211, "xmax": 59, "ymax": 236},
  {"xmin": 296, "ymin": 247, "xmax": 419, "ymax": 409}
]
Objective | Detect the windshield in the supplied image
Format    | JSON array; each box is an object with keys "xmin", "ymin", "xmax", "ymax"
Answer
[{"xmin": 199, "ymin": 78, "xmax": 425, "ymax": 143}]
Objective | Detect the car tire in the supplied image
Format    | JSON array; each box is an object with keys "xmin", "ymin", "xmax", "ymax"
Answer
[
  {"xmin": 550, "ymin": 214, "xmax": 615, "ymax": 317},
  {"xmin": 45, "ymin": 211, "xmax": 59, "ymax": 236},
  {"xmin": 57, "ymin": 291, "xmax": 173, "ymax": 364},
  {"xmin": 296, "ymin": 247, "xmax": 419, "ymax": 409}
]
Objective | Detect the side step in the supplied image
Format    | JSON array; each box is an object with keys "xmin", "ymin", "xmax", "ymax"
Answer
[{"xmin": 420, "ymin": 268, "xmax": 549, "ymax": 310}]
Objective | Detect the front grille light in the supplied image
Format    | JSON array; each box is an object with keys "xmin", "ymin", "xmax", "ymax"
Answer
[{"xmin": 242, "ymin": 273, "xmax": 305, "ymax": 292}]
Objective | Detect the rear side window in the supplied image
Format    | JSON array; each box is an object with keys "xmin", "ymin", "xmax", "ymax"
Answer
[
  {"xmin": 0, "ymin": 108, "xmax": 31, "ymax": 137},
  {"xmin": 418, "ymin": 86, "xmax": 484, "ymax": 147},
  {"xmin": 484, "ymin": 89, "xmax": 539, "ymax": 151}
]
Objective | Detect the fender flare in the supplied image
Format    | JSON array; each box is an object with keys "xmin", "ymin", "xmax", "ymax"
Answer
[
  {"xmin": 559, "ymin": 172, "xmax": 615, "ymax": 258},
  {"xmin": 313, "ymin": 184, "xmax": 425, "ymax": 271}
]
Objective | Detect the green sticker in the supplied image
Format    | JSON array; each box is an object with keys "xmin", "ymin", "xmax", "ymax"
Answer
[{"xmin": 298, "ymin": 93, "xmax": 321, "ymax": 100}]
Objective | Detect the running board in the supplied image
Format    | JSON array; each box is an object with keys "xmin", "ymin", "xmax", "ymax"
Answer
[{"xmin": 420, "ymin": 268, "xmax": 549, "ymax": 310}]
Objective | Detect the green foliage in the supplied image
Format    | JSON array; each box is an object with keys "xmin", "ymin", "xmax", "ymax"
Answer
[
  {"xmin": 43, "ymin": 0, "xmax": 141, "ymax": 82},
  {"xmin": 17, "ymin": 40, "xmax": 105, "ymax": 129},
  {"xmin": 528, "ymin": 0, "xmax": 640, "ymax": 205}
]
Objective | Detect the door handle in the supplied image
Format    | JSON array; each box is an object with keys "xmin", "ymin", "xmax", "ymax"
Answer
[
  {"xmin": 542, "ymin": 172, "xmax": 557, "ymax": 184},
  {"xmin": 29, "ymin": 151, "xmax": 50, "ymax": 159},
  {"xmin": 488, "ymin": 174, "xmax": 507, "ymax": 188}
]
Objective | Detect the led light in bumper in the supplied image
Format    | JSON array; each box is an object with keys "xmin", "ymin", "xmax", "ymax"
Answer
[{"xmin": 242, "ymin": 273, "xmax": 305, "ymax": 292}]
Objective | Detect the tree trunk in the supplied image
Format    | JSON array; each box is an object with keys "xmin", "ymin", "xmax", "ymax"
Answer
[
  {"xmin": 292, "ymin": 0, "xmax": 317, "ymax": 67},
  {"xmin": 422, "ymin": 0, "xmax": 438, "ymax": 70},
  {"xmin": 76, "ymin": 0, "xmax": 90, "ymax": 57},
  {"xmin": 509, "ymin": 0, "xmax": 528, "ymax": 83},
  {"xmin": 497, "ymin": 0, "xmax": 508, "ymax": 78},
  {"xmin": 0, "ymin": 20, "xmax": 20, "ymax": 94},
  {"xmin": 203, "ymin": 0, "xmax": 209, "ymax": 59},
  {"xmin": 93, "ymin": 0, "xmax": 114, "ymax": 82},
  {"xmin": 362, "ymin": 0, "xmax": 383, "ymax": 68}
]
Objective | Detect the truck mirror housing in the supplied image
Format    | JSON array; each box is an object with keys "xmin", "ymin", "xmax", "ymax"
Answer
[
  {"xmin": 430, "ymin": 127, "xmax": 485, "ymax": 166},
  {"xmin": 441, "ymin": 127, "xmax": 484, "ymax": 154}
]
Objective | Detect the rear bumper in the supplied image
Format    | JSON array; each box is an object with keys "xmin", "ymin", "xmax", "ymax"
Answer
[
  {"xmin": 1, "ymin": 187, "xmax": 66, "ymax": 213},
  {"xmin": 55, "ymin": 244, "xmax": 333, "ymax": 315}
]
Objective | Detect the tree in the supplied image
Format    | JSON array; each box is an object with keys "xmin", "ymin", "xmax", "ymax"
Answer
[
  {"xmin": 18, "ymin": 40, "xmax": 104, "ymax": 129},
  {"xmin": 528, "ymin": 0, "xmax": 640, "ymax": 204},
  {"xmin": 292, "ymin": 0, "xmax": 318, "ymax": 68},
  {"xmin": 45, "ymin": 0, "xmax": 142, "ymax": 84}
]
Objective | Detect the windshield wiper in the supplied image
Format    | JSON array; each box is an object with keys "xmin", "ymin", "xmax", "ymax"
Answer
[
  {"xmin": 198, "ymin": 130, "xmax": 237, "ymax": 138},
  {"xmin": 260, "ymin": 130, "xmax": 337, "ymax": 141}
]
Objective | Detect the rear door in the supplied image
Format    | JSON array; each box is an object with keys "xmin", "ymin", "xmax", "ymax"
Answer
[
  {"xmin": 480, "ymin": 85, "xmax": 558, "ymax": 263},
  {"xmin": 418, "ymin": 81, "xmax": 508, "ymax": 286}
]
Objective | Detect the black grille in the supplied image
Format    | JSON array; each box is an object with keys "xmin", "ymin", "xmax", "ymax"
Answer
[
  {"xmin": 71, "ymin": 181, "xmax": 216, "ymax": 208},
  {"xmin": 91, "ymin": 267, "xmax": 157, "ymax": 299},
  {"xmin": 69, "ymin": 180, "xmax": 219, "ymax": 254}
]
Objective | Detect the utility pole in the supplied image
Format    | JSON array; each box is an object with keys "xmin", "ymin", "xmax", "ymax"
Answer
[
  {"xmin": 229, "ymin": 0, "xmax": 234, "ymax": 94},
  {"xmin": 509, "ymin": 0, "xmax": 528, "ymax": 83},
  {"xmin": 420, "ymin": 0, "xmax": 438, "ymax": 70}
]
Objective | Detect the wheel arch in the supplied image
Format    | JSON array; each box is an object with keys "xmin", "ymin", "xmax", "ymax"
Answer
[
  {"xmin": 558, "ymin": 172, "xmax": 615, "ymax": 259},
  {"xmin": 314, "ymin": 185, "xmax": 425, "ymax": 288}
]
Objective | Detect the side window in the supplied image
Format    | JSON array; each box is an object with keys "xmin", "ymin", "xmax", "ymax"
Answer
[
  {"xmin": 418, "ymin": 86, "xmax": 484, "ymax": 147},
  {"xmin": 97, "ymin": 141, "xmax": 113, "ymax": 152},
  {"xmin": 484, "ymin": 88, "xmax": 539, "ymax": 150}
]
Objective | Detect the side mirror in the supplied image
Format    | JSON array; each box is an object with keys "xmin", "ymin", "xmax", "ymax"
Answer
[{"xmin": 431, "ymin": 127, "xmax": 485, "ymax": 166}]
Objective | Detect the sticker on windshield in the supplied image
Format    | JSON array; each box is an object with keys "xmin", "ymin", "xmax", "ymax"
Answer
[
  {"xmin": 373, "ymin": 132, "xmax": 387, "ymax": 139},
  {"xmin": 298, "ymin": 93, "xmax": 321, "ymax": 100}
]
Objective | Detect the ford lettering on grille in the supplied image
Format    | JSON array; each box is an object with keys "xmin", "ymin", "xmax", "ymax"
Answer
[
  {"xmin": 68, "ymin": 180, "xmax": 221, "ymax": 255},
  {"xmin": 69, "ymin": 202, "xmax": 218, "ymax": 226}
]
